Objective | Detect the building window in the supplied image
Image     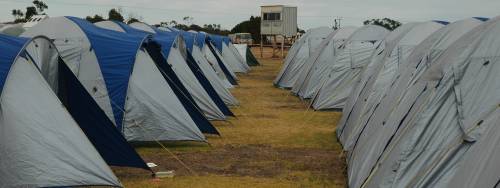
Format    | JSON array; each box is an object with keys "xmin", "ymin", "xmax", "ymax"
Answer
[{"xmin": 263, "ymin": 13, "xmax": 281, "ymax": 21}]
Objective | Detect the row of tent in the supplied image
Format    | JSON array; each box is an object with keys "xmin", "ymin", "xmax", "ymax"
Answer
[
  {"xmin": 275, "ymin": 16, "xmax": 500, "ymax": 188},
  {"xmin": 0, "ymin": 16, "xmax": 260, "ymax": 187}
]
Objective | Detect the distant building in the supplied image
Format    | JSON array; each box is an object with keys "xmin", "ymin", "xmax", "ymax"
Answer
[{"xmin": 260, "ymin": 5, "xmax": 297, "ymax": 37}]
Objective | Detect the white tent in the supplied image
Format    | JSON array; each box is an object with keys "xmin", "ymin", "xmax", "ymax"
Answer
[
  {"xmin": 234, "ymin": 44, "xmax": 260, "ymax": 66},
  {"xmin": 274, "ymin": 27, "xmax": 334, "ymax": 88},
  {"xmin": 196, "ymin": 32, "xmax": 238, "ymax": 88},
  {"xmin": 309, "ymin": 25, "xmax": 390, "ymax": 109},
  {"xmin": 0, "ymin": 34, "xmax": 120, "ymax": 187},
  {"xmin": 129, "ymin": 22, "xmax": 228, "ymax": 120},
  {"xmin": 227, "ymin": 39, "xmax": 251, "ymax": 70},
  {"xmin": 22, "ymin": 16, "xmax": 210, "ymax": 141},
  {"xmin": 23, "ymin": 14, "xmax": 49, "ymax": 29},
  {"xmin": 209, "ymin": 34, "xmax": 251, "ymax": 73},
  {"xmin": 290, "ymin": 26, "xmax": 358, "ymax": 98},
  {"xmin": 191, "ymin": 38, "xmax": 240, "ymax": 105},
  {"xmin": 356, "ymin": 17, "xmax": 497, "ymax": 188},
  {"xmin": 180, "ymin": 31, "xmax": 240, "ymax": 106}
]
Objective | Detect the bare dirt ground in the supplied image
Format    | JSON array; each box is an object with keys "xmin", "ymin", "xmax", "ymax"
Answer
[{"xmin": 116, "ymin": 47, "xmax": 346, "ymax": 187}]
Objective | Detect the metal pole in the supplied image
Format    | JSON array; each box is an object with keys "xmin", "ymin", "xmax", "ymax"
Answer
[
  {"xmin": 273, "ymin": 35, "xmax": 278, "ymax": 58},
  {"xmin": 281, "ymin": 35, "xmax": 285, "ymax": 59}
]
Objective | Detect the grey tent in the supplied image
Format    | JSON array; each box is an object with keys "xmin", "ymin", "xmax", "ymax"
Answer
[
  {"xmin": 341, "ymin": 18, "xmax": 486, "ymax": 188},
  {"xmin": 22, "ymin": 17, "xmax": 209, "ymax": 141},
  {"xmin": 274, "ymin": 27, "xmax": 334, "ymax": 88},
  {"xmin": 306, "ymin": 25, "xmax": 389, "ymax": 109},
  {"xmin": 357, "ymin": 17, "xmax": 497, "ymax": 188},
  {"xmin": 337, "ymin": 21, "xmax": 446, "ymax": 153},
  {"xmin": 0, "ymin": 34, "xmax": 120, "ymax": 187},
  {"xmin": 336, "ymin": 23, "xmax": 420, "ymax": 146},
  {"xmin": 290, "ymin": 26, "xmax": 358, "ymax": 98}
]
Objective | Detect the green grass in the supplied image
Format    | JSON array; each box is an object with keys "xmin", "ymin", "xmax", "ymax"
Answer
[{"xmin": 118, "ymin": 48, "xmax": 346, "ymax": 187}]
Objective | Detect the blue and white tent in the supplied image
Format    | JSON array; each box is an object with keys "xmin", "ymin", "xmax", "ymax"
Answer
[
  {"xmin": 173, "ymin": 29, "xmax": 239, "ymax": 106},
  {"xmin": 93, "ymin": 21, "xmax": 220, "ymax": 134},
  {"xmin": 209, "ymin": 34, "xmax": 250, "ymax": 74},
  {"xmin": 22, "ymin": 16, "xmax": 209, "ymax": 141},
  {"xmin": 195, "ymin": 32, "xmax": 238, "ymax": 87},
  {"xmin": 129, "ymin": 22, "xmax": 230, "ymax": 120},
  {"xmin": 0, "ymin": 34, "xmax": 121, "ymax": 187}
]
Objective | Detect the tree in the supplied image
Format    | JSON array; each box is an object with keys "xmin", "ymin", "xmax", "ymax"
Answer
[
  {"xmin": 127, "ymin": 18, "xmax": 140, "ymax": 24},
  {"xmin": 11, "ymin": 9, "xmax": 25, "ymax": 23},
  {"xmin": 189, "ymin": 24, "xmax": 202, "ymax": 31},
  {"xmin": 86, "ymin": 15, "xmax": 105, "ymax": 23},
  {"xmin": 297, "ymin": 28, "xmax": 305, "ymax": 34},
  {"xmin": 25, "ymin": 6, "xmax": 37, "ymax": 20},
  {"xmin": 161, "ymin": 20, "xmax": 178, "ymax": 27},
  {"xmin": 108, "ymin": 8, "xmax": 124, "ymax": 22},
  {"xmin": 157, "ymin": 17, "xmax": 230, "ymax": 35},
  {"xmin": 9, "ymin": 0, "xmax": 48, "ymax": 22},
  {"xmin": 32, "ymin": 0, "xmax": 48, "ymax": 13},
  {"xmin": 126, "ymin": 12, "xmax": 142, "ymax": 24},
  {"xmin": 11, "ymin": 9, "xmax": 24, "ymax": 19},
  {"xmin": 182, "ymin": 16, "xmax": 193, "ymax": 25},
  {"xmin": 363, "ymin": 18, "xmax": 401, "ymax": 31}
]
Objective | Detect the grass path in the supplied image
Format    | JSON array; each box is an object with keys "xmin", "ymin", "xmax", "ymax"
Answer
[{"xmin": 116, "ymin": 50, "xmax": 346, "ymax": 187}]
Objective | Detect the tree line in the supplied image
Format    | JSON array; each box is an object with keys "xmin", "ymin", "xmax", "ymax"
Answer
[
  {"xmin": 11, "ymin": 0, "xmax": 48, "ymax": 23},
  {"xmin": 9, "ymin": 1, "xmax": 402, "ymax": 40},
  {"xmin": 156, "ymin": 16, "xmax": 231, "ymax": 35}
]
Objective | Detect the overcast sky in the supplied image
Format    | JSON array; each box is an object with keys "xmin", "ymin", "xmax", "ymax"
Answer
[{"xmin": 1, "ymin": 0, "xmax": 499, "ymax": 30}]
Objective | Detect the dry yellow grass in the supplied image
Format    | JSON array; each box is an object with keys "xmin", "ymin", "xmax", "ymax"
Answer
[{"xmin": 117, "ymin": 47, "xmax": 346, "ymax": 187}]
